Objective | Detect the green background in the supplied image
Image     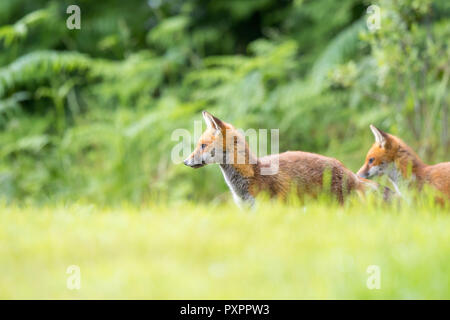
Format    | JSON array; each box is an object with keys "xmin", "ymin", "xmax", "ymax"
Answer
[{"xmin": 0, "ymin": 0, "xmax": 448, "ymax": 205}]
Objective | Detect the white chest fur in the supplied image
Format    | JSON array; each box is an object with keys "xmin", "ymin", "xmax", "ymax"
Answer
[{"xmin": 219, "ymin": 164, "xmax": 255, "ymax": 208}]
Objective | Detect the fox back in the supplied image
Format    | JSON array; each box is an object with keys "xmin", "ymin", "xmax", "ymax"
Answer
[{"xmin": 253, "ymin": 151, "xmax": 369, "ymax": 203}]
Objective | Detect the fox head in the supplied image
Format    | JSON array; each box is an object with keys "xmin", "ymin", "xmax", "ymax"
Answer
[
  {"xmin": 357, "ymin": 125, "xmax": 398, "ymax": 179},
  {"xmin": 183, "ymin": 111, "xmax": 250, "ymax": 169}
]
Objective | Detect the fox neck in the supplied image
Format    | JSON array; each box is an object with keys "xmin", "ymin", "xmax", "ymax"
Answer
[
  {"xmin": 219, "ymin": 164, "xmax": 255, "ymax": 208},
  {"xmin": 219, "ymin": 144, "xmax": 259, "ymax": 207},
  {"xmin": 393, "ymin": 144, "xmax": 427, "ymax": 181}
]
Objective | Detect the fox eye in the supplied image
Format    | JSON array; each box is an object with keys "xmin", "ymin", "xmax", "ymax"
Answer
[
  {"xmin": 201, "ymin": 143, "xmax": 207, "ymax": 150},
  {"xmin": 368, "ymin": 157, "xmax": 375, "ymax": 164}
]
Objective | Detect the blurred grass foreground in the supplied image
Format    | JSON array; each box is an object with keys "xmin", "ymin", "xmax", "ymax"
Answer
[{"xmin": 1, "ymin": 199, "xmax": 449, "ymax": 299}]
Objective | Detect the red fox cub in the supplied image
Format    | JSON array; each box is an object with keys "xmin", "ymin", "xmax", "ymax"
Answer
[
  {"xmin": 357, "ymin": 125, "xmax": 450, "ymax": 199},
  {"xmin": 184, "ymin": 111, "xmax": 383, "ymax": 207}
]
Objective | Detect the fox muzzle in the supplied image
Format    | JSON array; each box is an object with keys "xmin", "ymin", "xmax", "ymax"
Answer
[{"xmin": 183, "ymin": 157, "xmax": 205, "ymax": 168}]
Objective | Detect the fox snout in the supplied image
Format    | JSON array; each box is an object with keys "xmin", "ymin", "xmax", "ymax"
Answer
[
  {"xmin": 183, "ymin": 156, "xmax": 205, "ymax": 169},
  {"xmin": 357, "ymin": 167, "xmax": 369, "ymax": 179}
]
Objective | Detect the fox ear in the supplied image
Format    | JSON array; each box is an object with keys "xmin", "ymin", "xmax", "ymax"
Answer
[
  {"xmin": 370, "ymin": 124, "xmax": 389, "ymax": 148},
  {"xmin": 202, "ymin": 111, "xmax": 225, "ymax": 131}
]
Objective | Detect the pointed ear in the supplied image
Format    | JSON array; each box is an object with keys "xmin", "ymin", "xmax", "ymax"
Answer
[
  {"xmin": 202, "ymin": 111, "xmax": 225, "ymax": 131},
  {"xmin": 370, "ymin": 124, "xmax": 389, "ymax": 148}
]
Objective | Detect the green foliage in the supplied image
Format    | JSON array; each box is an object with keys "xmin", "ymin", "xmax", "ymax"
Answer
[
  {"xmin": 0, "ymin": 0, "xmax": 448, "ymax": 204},
  {"xmin": 351, "ymin": 0, "xmax": 450, "ymax": 160}
]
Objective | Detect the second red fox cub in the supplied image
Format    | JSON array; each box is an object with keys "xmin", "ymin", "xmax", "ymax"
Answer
[
  {"xmin": 357, "ymin": 125, "xmax": 450, "ymax": 199},
  {"xmin": 184, "ymin": 111, "xmax": 383, "ymax": 207}
]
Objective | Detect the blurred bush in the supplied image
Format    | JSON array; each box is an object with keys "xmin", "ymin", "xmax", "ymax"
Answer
[{"xmin": 0, "ymin": 0, "xmax": 448, "ymax": 204}]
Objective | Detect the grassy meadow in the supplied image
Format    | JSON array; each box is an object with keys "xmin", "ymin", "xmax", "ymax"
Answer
[{"xmin": 1, "ymin": 195, "xmax": 449, "ymax": 299}]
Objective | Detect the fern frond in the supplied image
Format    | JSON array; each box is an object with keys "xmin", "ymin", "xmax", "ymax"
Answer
[
  {"xmin": 0, "ymin": 7, "xmax": 56, "ymax": 46},
  {"xmin": 0, "ymin": 51, "xmax": 92, "ymax": 98},
  {"xmin": 311, "ymin": 18, "xmax": 365, "ymax": 89}
]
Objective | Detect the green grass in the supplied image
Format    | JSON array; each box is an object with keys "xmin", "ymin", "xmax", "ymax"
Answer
[{"xmin": 0, "ymin": 197, "xmax": 449, "ymax": 299}]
